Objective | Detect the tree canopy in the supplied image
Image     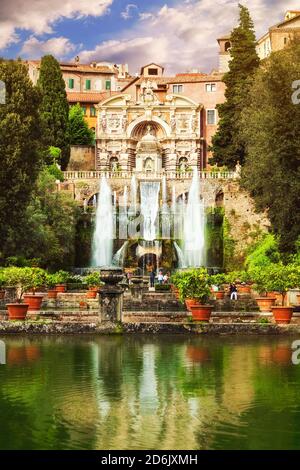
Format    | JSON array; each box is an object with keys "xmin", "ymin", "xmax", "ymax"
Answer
[
  {"xmin": 37, "ymin": 55, "xmax": 70, "ymax": 169},
  {"xmin": 0, "ymin": 59, "xmax": 42, "ymax": 258},
  {"xmin": 69, "ymin": 104, "xmax": 95, "ymax": 145},
  {"xmin": 210, "ymin": 4, "xmax": 259, "ymax": 168},
  {"xmin": 241, "ymin": 41, "xmax": 300, "ymax": 254}
]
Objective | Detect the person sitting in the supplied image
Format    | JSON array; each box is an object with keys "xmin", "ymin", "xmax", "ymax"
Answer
[{"xmin": 229, "ymin": 283, "xmax": 238, "ymax": 301}]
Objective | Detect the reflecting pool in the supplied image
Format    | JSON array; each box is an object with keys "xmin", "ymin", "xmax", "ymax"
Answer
[{"xmin": 0, "ymin": 335, "xmax": 300, "ymax": 450}]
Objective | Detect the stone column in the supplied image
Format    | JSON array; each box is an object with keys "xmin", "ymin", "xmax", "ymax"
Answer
[
  {"xmin": 99, "ymin": 268, "xmax": 124, "ymax": 323},
  {"xmin": 130, "ymin": 277, "xmax": 144, "ymax": 301}
]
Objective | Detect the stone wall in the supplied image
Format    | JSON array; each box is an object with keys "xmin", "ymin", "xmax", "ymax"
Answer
[{"xmin": 68, "ymin": 146, "xmax": 96, "ymax": 171}]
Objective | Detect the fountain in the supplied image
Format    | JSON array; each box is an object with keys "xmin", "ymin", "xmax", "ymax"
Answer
[
  {"xmin": 140, "ymin": 181, "xmax": 160, "ymax": 241},
  {"xmin": 129, "ymin": 175, "xmax": 137, "ymax": 217},
  {"xmin": 91, "ymin": 176, "xmax": 113, "ymax": 267},
  {"xmin": 182, "ymin": 169, "xmax": 205, "ymax": 267}
]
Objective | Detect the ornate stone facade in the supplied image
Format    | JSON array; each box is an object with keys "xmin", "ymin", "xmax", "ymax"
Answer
[{"xmin": 95, "ymin": 81, "xmax": 202, "ymax": 173}]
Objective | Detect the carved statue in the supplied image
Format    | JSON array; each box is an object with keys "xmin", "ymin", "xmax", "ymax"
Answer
[{"xmin": 140, "ymin": 80, "xmax": 159, "ymax": 104}]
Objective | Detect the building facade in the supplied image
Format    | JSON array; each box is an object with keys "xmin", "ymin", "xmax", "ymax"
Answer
[
  {"xmin": 256, "ymin": 10, "xmax": 300, "ymax": 59},
  {"xmin": 27, "ymin": 60, "xmax": 130, "ymax": 129},
  {"xmin": 94, "ymin": 63, "xmax": 225, "ymax": 171}
]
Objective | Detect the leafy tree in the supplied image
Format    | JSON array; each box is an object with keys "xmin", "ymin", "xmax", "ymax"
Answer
[
  {"xmin": 241, "ymin": 41, "xmax": 300, "ymax": 254},
  {"xmin": 37, "ymin": 55, "xmax": 70, "ymax": 168},
  {"xmin": 4, "ymin": 168, "xmax": 79, "ymax": 270},
  {"xmin": 245, "ymin": 234, "xmax": 281, "ymax": 270},
  {"xmin": 0, "ymin": 59, "xmax": 42, "ymax": 259},
  {"xmin": 210, "ymin": 4, "xmax": 259, "ymax": 168},
  {"xmin": 69, "ymin": 104, "xmax": 95, "ymax": 145}
]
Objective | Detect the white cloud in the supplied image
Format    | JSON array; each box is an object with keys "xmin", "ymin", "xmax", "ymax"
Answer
[
  {"xmin": 77, "ymin": 0, "xmax": 300, "ymax": 74},
  {"xmin": 0, "ymin": 0, "xmax": 113, "ymax": 50},
  {"xmin": 20, "ymin": 36, "xmax": 76, "ymax": 59},
  {"xmin": 121, "ymin": 4, "xmax": 138, "ymax": 20}
]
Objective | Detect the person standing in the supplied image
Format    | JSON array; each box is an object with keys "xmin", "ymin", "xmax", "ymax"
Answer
[
  {"xmin": 157, "ymin": 271, "xmax": 164, "ymax": 285},
  {"xmin": 150, "ymin": 270, "xmax": 156, "ymax": 288}
]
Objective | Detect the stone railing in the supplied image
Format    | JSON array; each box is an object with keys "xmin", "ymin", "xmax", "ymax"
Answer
[{"xmin": 63, "ymin": 170, "xmax": 238, "ymax": 181}]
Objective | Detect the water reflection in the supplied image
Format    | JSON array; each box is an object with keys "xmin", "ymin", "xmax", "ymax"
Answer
[{"xmin": 0, "ymin": 335, "xmax": 300, "ymax": 449}]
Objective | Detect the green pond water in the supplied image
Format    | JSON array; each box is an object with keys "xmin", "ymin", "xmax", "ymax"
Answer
[{"xmin": 0, "ymin": 334, "xmax": 300, "ymax": 450}]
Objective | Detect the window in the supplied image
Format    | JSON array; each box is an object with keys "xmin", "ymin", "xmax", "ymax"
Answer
[
  {"xmin": 90, "ymin": 106, "xmax": 96, "ymax": 117},
  {"xmin": 105, "ymin": 80, "xmax": 111, "ymax": 90},
  {"xmin": 207, "ymin": 109, "xmax": 216, "ymax": 125},
  {"xmin": 148, "ymin": 68, "xmax": 158, "ymax": 76},
  {"xmin": 81, "ymin": 106, "xmax": 87, "ymax": 116},
  {"xmin": 206, "ymin": 83, "xmax": 216, "ymax": 92},
  {"xmin": 85, "ymin": 79, "xmax": 91, "ymax": 90},
  {"xmin": 173, "ymin": 84, "xmax": 183, "ymax": 94},
  {"xmin": 68, "ymin": 78, "xmax": 74, "ymax": 89}
]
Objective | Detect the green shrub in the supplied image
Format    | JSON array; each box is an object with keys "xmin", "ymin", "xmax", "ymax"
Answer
[
  {"xmin": 175, "ymin": 268, "xmax": 211, "ymax": 304},
  {"xmin": 154, "ymin": 284, "xmax": 171, "ymax": 292},
  {"xmin": 84, "ymin": 272, "xmax": 102, "ymax": 288}
]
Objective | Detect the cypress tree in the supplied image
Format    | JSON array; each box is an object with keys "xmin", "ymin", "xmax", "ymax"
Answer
[
  {"xmin": 0, "ymin": 59, "xmax": 42, "ymax": 257},
  {"xmin": 37, "ymin": 55, "xmax": 70, "ymax": 169},
  {"xmin": 69, "ymin": 104, "xmax": 95, "ymax": 145},
  {"xmin": 210, "ymin": 4, "xmax": 259, "ymax": 168}
]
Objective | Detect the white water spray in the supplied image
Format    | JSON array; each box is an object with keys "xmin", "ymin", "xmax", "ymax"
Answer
[{"xmin": 92, "ymin": 177, "xmax": 113, "ymax": 266}]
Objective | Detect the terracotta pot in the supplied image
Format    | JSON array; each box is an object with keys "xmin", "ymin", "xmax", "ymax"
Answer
[
  {"xmin": 190, "ymin": 304, "xmax": 213, "ymax": 322},
  {"xmin": 56, "ymin": 284, "xmax": 66, "ymax": 293},
  {"xmin": 25, "ymin": 345, "xmax": 40, "ymax": 362},
  {"xmin": 8, "ymin": 347, "xmax": 27, "ymax": 365},
  {"xmin": 215, "ymin": 291, "xmax": 225, "ymax": 300},
  {"xmin": 174, "ymin": 288, "xmax": 180, "ymax": 300},
  {"xmin": 23, "ymin": 294, "xmax": 44, "ymax": 311},
  {"xmin": 86, "ymin": 288, "xmax": 98, "ymax": 299},
  {"xmin": 186, "ymin": 346, "xmax": 210, "ymax": 363},
  {"xmin": 48, "ymin": 289, "xmax": 58, "ymax": 299},
  {"xmin": 271, "ymin": 306, "xmax": 294, "ymax": 324},
  {"xmin": 0, "ymin": 290, "xmax": 5, "ymax": 300},
  {"xmin": 238, "ymin": 285, "xmax": 251, "ymax": 294},
  {"xmin": 267, "ymin": 291, "xmax": 283, "ymax": 305},
  {"xmin": 185, "ymin": 299, "xmax": 198, "ymax": 311},
  {"xmin": 6, "ymin": 303, "xmax": 29, "ymax": 320},
  {"xmin": 256, "ymin": 297, "xmax": 276, "ymax": 312},
  {"xmin": 272, "ymin": 346, "xmax": 291, "ymax": 364}
]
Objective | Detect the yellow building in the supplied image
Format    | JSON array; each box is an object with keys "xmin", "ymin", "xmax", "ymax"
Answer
[
  {"xmin": 27, "ymin": 60, "xmax": 131, "ymax": 129},
  {"xmin": 257, "ymin": 10, "xmax": 300, "ymax": 60}
]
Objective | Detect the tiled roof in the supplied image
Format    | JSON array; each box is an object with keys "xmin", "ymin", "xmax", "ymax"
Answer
[
  {"xmin": 135, "ymin": 74, "xmax": 223, "ymax": 85},
  {"xmin": 27, "ymin": 60, "xmax": 117, "ymax": 74},
  {"xmin": 67, "ymin": 91, "xmax": 119, "ymax": 103}
]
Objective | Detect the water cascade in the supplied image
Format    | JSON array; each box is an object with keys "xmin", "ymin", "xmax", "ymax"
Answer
[
  {"xmin": 112, "ymin": 241, "xmax": 129, "ymax": 267},
  {"xmin": 92, "ymin": 176, "xmax": 114, "ymax": 267},
  {"xmin": 129, "ymin": 175, "xmax": 137, "ymax": 217},
  {"xmin": 182, "ymin": 169, "xmax": 205, "ymax": 267},
  {"xmin": 140, "ymin": 182, "xmax": 160, "ymax": 241}
]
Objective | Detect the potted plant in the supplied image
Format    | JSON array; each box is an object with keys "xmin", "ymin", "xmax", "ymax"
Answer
[
  {"xmin": 46, "ymin": 273, "xmax": 59, "ymax": 299},
  {"xmin": 0, "ymin": 270, "xmax": 6, "ymax": 300},
  {"xmin": 266, "ymin": 264, "xmax": 300, "ymax": 324},
  {"xmin": 23, "ymin": 267, "xmax": 47, "ymax": 311},
  {"xmin": 210, "ymin": 273, "xmax": 226, "ymax": 299},
  {"xmin": 237, "ymin": 270, "xmax": 252, "ymax": 293},
  {"xmin": 177, "ymin": 268, "xmax": 213, "ymax": 321},
  {"xmin": 4, "ymin": 267, "xmax": 33, "ymax": 320},
  {"xmin": 170, "ymin": 271, "xmax": 183, "ymax": 300},
  {"xmin": 84, "ymin": 272, "xmax": 102, "ymax": 298},
  {"xmin": 55, "ymin": 270, "xmax": 69, "ymax": 292},
  {"xmin": 250, "ymin": 266, "xmax": 276, "ymax": 312}
]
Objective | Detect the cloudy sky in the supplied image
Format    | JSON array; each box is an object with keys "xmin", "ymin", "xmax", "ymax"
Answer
[{"xmin": 0, "ymin": 0, "xmax": 299, "ymax": 73}]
